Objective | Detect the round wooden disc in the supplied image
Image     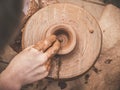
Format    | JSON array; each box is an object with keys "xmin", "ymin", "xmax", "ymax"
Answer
[{"xmin": 22, "ymin": 3, "xmax": 102, "ymax": 79}]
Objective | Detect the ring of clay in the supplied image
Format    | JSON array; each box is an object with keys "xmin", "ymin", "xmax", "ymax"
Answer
[
  {"xmin": 22, "ymin": 3, "xmax": 102, "ymax": 79},
  {"xmin": 46, "ymin": 24, "xmax": 76, "ymax": 55}
]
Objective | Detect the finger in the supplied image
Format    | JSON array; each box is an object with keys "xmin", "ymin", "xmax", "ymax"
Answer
[
  {"xmin": 45, "ymin": 59, "xmax": 51, "ymax": 71},
  {"xmin": 42, "ymin": 35, "xmax": 57, "ymax": 52},
  {"xmin": 44, "ymin": 40, "xmax": 60, "ymax": 59},
  {"xmin": 33, "ymin": 65, "xmax": 48, "ymax": 75},
  {"xmin": 30, "ymin": 71, "xmax": 49, "ymax": 84},
  {"xmin": 35, "ymin": 71, "xmax": 49, "ymax": 81},
  {"xmin": 33, "ymin": 40, "xmax": 44, "ymax": 51},
  {"xmin": 33, "ymin": 35, "xmax": 57, "ymax": 52}
]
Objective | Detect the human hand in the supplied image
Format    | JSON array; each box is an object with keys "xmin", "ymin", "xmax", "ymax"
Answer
[{"xmin": 0, "ymin": 35, "xmax": 60, "ymax": 90}]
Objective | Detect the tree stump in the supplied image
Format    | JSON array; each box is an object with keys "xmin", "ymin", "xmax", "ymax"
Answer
[{"xmin": 21, "ymin": 0, "xmax": 120, "ymax": 90}]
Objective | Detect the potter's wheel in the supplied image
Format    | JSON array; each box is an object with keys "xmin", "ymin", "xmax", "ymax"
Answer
[{"xmin": 22, "ymin": 3, "xmax": 102, "ymax": 79}]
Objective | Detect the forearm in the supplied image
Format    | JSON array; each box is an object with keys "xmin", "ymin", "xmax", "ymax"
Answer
[{"xmin": 0, "ymin": 70, "xmax": 21, "ymax": 90}]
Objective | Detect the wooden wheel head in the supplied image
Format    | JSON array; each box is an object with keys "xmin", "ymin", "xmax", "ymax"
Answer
[{"xmin": 22, "ymin": 3, "xmax": 102, "ymax": 79}]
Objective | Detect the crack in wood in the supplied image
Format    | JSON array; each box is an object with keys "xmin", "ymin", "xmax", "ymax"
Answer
[{"xmin": 55, "ymin": 55, "xmax": 61, "ymax": 79}]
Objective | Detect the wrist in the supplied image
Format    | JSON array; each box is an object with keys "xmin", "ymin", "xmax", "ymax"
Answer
[{"xmin": 0, "ymin": 70, "xmax": 21, "ymax": 90}]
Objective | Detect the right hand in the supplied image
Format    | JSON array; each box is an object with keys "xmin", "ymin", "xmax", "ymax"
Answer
[{"xmin": 0, "ymin": 35, "xmax": 60, "ymax": 90}]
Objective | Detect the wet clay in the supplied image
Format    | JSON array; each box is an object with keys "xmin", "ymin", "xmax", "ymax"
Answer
[{"xmin": 46, "ymin": 24, "xmax": 76, "ymax": 55}]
